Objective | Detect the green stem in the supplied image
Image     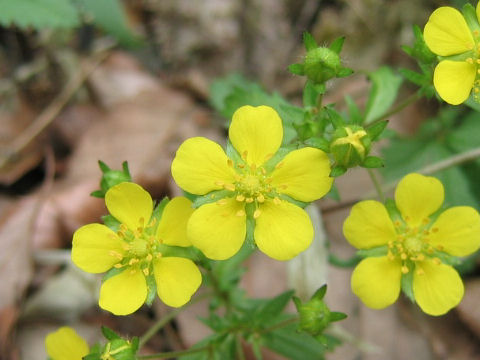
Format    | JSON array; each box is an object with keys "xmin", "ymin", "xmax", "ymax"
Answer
[
  {"xmin": 328, "ymin": 253, "xmax": 361, "ymax": 268},
  {"xmin": 137, "ymin": 345, "xmax": 211, "ymax": 359},
  {"xmin": 366, "ymin": 169, "xmax": 385, "ymax": 202},
  {"xmin": 139, "ymin": 292, "xmax": 212, "ymax": 348},
  {"xmin": 367, "ymin": 90, "xmax": 421, "ymax": 125},
  {"xmin": 235, "ymin": 334, "xmax": 246, "ymax": 360},
  {"xmin": 259, "ymin": 317, "xmax": 298, "ymax": 335}
]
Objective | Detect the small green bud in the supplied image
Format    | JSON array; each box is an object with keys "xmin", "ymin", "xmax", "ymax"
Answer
[
  {"xmin": 330, "ymin": 126, "xmax": 371, "ymax": 168},
  {"xmin": 293, "ymin": 285, "xmax": 347, "ymax": 338},
  {"xmin": 304, "ymin": 47, "xmax": 341, "ymax": 84},
  {"xmin": 91, "ymin": 161, "xmax": 132, "ymax": 198}
]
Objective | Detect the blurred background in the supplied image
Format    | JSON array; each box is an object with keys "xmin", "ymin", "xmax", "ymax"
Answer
[{"xmin": 1, "ymin": 0, "xmax": 480, "ymax": 359}]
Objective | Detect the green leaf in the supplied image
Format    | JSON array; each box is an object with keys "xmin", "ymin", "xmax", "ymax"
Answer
[
  {"xmin": 288, "ymin": 63, "xmax": 305, "ymax": 75},
  {"xmin": 263, "ymin": 324, "xmax": 326, "ymax": 360},
  {"xmin": 357, "ymin": 246, "xmax": 388, "ymax": 258},
  {"xmin": 303, "ymin": 32, "xmax": 318, "ymax": 51},
  {"xmin": 101, "ymin": 326, "xmax": 120, "ymax": 341},
  {"xmin": 366, "ymin": 120, "xmax": 388, "ymax": 141},
  {"xmin": 0, "ymin": 0, "xmax": 79, "ymax": 29},
  {"xmin": 364, "ymin": 66, "xmax": 403, "ymax": 124},
  {"xmin": 329, "ymin": 36, "xmax": 345, "ymax": 54},
  {"xmin": 78, "ymin": 0, "xmax": 139, "ymax": 46},
  {"xmin": 253, "ymin": 290, "xmax": 294, "ymax": 326},
  {"xmin": 362, "ymin": 156, "xmax": 384, "ymax": 168}
]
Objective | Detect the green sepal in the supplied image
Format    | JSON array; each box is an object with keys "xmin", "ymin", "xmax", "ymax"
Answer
[
  {"xmin": 83, "ymin": 354, "xmax": 101, "ymax": 360},
  {"xmin": 91, "ymin": 160, "xmax": 132, "ymax": 198},
  {"xmin": 288, "ymin": 63, "xmax": 305, "ymax": 75},
  {"xmin": 462, "ymin": 3, "xmax": 480, "ymax": 34},
  {"xmin": 101, "ymin": 326, "xmax": 121, "ymax": 341},
  {"xmin": 225, "ymin": 139, "xmax": 244, "ymax": 164},
  {"xmin": 102, "ymin": 266, "xmax": 126, "ymax": 283},
  {"xmin": 337, "ymin": 67, "xmax": 354, "ymax": 78},
  {"xmin": 303, "ymin": 31, "xmax": 318, "ymax": 51},
  {"xmin": 152, "ymin": 197, "xmax": 169, "ymax": 223},
  {"xmin": 192, "ymin": 190, "xmax": 232, "ymax": 208},
  {"xmin": 401, "ymin": 268, "xmax": 415, "ymax": 302},
  {"xmin": 430, "ymin": 251, "xmax": 462, "ymax": 267},
  {"xmin": 245, "ymin": 202, "xmax": 256, "ymax": 245},
  {"xmin": 329, "ymin": 36, "xmax": 345, "ymax": 54},
  {"xmin": 312, "ymin": 284, "xmax": 327, "ymax": 300},
  {"xmin": 330, "ymin": 165, "xmax": 347, "ymax": 177},
  {"xmin": 102, "ymin": 214, "xmax": 121, "ymax": 232},
  {"xmin": 278, "ymin": 194, "xmax": 309, "ymax": 208},
  {"xmin": 385, "ymin": 198, "xmax": 403, "ymax": 223},
  {"xmin": 262, "ymin": 146, "xmax": 296, "ymax": 173},
  {"xmin": 357, "ymin": 245, "xmax": 388, "ymax": 258},
  {"xmin": 328, "ymin": 253, "xmax": 361, "ymax": 267},
  {"xmin": 157, "ymin": 244, "xmax": 203, "ymax": 262},
  {"xmin": 366, "ymin": 120, "xmax": 388, "ymax": 141},
  {"xmin": 329, "ymin": 312, "xmax": 347, "ymax": 322},
  {"xmin": 304, "ymin": 137, "xmax": 330, "ymax": 152},
  {"xmin": 145, "ymin": 273, "xmax": 157, "ymax": 306},
  {"xmin": 362, "ymin": 156, "xmax": 384, "ymax": 168}
]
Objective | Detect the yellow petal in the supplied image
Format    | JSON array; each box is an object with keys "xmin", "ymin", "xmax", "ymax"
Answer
[
  {"xmin": 157, "ymin": 197, "xmax": 194, "ymax": 247},
  {"xmin": 154, "ymin": 257, "xmax": 202, "ymax": 307},
  {"xmin": 433, "ymin": 60, "xmax": 476, "ymax": 105},
  {"xmin": 424, "ymin": 6, "xmax": 474, "ymax": 56},
  {"xmin": 105, "ymin": 182, "xmax": 153, "ymax": 231},
  {"xmin": 187, "ymin": 197, "xmax": 246, "ymax": 260},
  {"xmin": 229, "ymin": 105, "xmax": 283, "ymax": 166},
  {"xmin": 395, "ymin": 173, "xmax": 444, "ymax": 227},
  {"xmin": 351, "ymin": 256, "xmax": 402, "ymax": 309},
  {"xmin": 270, "ymin": 147, "xmax": 333, "ymax": 202},
  {"xmin": 343, "ymin": 200, "xmax": 396, "ymax": 249},
  {"xmin": 71, "ymin": 224, "xmax": 125, "ymax": 273},
  {"xmin": 413, "ymin": 260, "xmax": 464, "ymax": 316},
  {"xmin": 429, "ymin": 206, "xmax": 480, "ymax": 257},
  {"xmin": 171, "ymin": 137, "xmax": 236, "ymax": 195},
  {"xmin": 254, "ymin": 200, "xmax": 313, "ymax": 260},
  {"xmin": 45, "ymin": 327, "xmax": 89, "ymax": 360},
  {"xmin": 99, "ymin": 269, "xmax": 147, "ymax": 315}
]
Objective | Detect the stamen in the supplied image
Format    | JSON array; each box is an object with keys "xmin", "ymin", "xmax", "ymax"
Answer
[
  {"xmin": 416, "ymin": 269, "xmax": 425, "ymax": 276},
  {"xmin": 224, "ymin": 183, "xmax": 236, "ymax": 191},
  {"xmin": 146, "ymin": 254, "xmax": 153, "ymax": 261},
  {"xmin": 273, "ymin": 197, "xmax": 281, "ymax": 205},
  {"xmin": 400, "ymin": 253, "xmax": 407, "ymax": 260},
  {"xmin": 264, "ymin": 153, "xmax": 274, "ymax": 161},
  {"xmin": 256, "ymin": 194, "xmax": 265, "ymax": 203},
  {"xmin": 253, "ymin": 209, "xmax": 261, "ymax": 219},
  {"xmin": 433, "ymin": 258, "xmax": 441, "ymax": 265},
  {"xmin": 237, "ymin": 164, "xmax": 245, "ymax": 169},
  {"xmin": 143, "ymin": 268, "xmax": 149, "ymax": 276},
  {"xmin": 114, "ymin": 263, "xmax": 124, "ymax": 268},
  {"xmin": 261, "ymin": 167, "xmax": 267, "ymax": 175},
  {"xmin": 236, "ymin": 194, "xmax": 245, "ymax": 202},
  {"xmin": 245, "ymin": 197, "xmax": 254, "ymax": 203},
  {"xmin": 242, "ymin": 150, "xmax": 248, "ymax": 160},
  {"xmin": 227, "ymin": 159, "xmax": 233, "ymax": 167},
  {"xmin": 275, "ymin": 162, "xmax": 284, "ymax": 169},
  {"xmin": 401, "ymin": 266, "xmax": 409, "ymax": 274},
  {"xmin": 129, "ymin": 258, "xmax": 140, "ymax": 265},
  {"xmin": 466, "ymin": 57, "xmax": 474, "ymax": 64},
  {"xmin": 250, "ymin": 163, "xmax": 256, "ymax": 171}
]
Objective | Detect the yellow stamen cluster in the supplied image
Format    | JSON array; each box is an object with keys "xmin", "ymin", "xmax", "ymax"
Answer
[
  {"xmin": 467, "ymin": 32, "xmax": 480, "ymax": 101},
  {"xmin": 387, "ymin": 218, "xmax": 440, "ymax": 276},
  {"xmin": 216, "ymin": 151, "xmax": 284, "ymax": 217},
  {"xmin": 109, "ymin": 218, "xmax": 159, "ymax": 276}
]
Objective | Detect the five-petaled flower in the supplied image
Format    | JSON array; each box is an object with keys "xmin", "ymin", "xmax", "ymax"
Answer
[
  {"xmin": 424, "ymin": 2, "xmax": 480, "ymax": 104},
  {"xmin": 45, "ymin": 327, "xmax": 89, "ymax": 360},
  {"xmin": 171, "ymin": 105, "xmax": 333, "ymax": 261},
  {"xmin": 344, "ymin": 173, "xmax": 480, "ymax": 316},
  {"xmin": 72, "ymin": 182, "xmax": 202, "ymax": 315}
]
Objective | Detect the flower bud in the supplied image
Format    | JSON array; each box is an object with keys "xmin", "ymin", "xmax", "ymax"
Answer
[
  {"xmin": 330, "ymin": 126, "xmax": 371, "ymax": 168},
  {"xmin": 294, "ymin": 296, "xmax": 331, "ymax": 335},
  {"xmin": 303, "ymin": 47, "xmax": 341, "ymax": 84}
]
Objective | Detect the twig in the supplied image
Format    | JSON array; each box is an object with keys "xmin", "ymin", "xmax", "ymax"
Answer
[{"xmin": 0, "ymin": 47, "xmax": 112, "ymax": 170}]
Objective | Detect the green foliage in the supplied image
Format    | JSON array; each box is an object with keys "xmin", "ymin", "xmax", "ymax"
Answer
[
  {"xmin": 0, "ymin": 0, "xmax": 79, "ymax": 29},
  {"xmin": 78, "ymin": 0, "xmax": 139, "ymax": 46},
  {"xmin": 381, "ymin": 108, "xmax": 480, "ymax": 210},
  {"xmin": 364, "ymin": 66, "xmax": 403, "ymax": 124}
]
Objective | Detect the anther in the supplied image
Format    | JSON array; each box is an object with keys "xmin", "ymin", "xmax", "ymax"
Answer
[
  {"xmin": 114, "ymin": 263, "xmax": 124, "ymax": 268},
  {"xmin": 254, "ymin": 209, "xmax": 261, "ymax": 219},
  {"xmin": 275, "ymin": 162, "xmax": 284, "ymax": 169},
  {"xmin": 242, "ymin": 150, "xmax": 248, "ymax": 160},
  {"xmin": 129, "ymin": 258, "xmax": 140, "ymax": 265},
  {"xmin": 394, "ymin": 220, "xmax": 401, "ymax": 227},
  {"xmin": 237, "ymin": 164, "xmax": 245, "ymax": 169},
  {"xmin": 416, "ymin": 254, "xmax": 425, "ymax": 261},
  {"xmin": 236, "ymin": 194, "xmax": 245, "ymax": 202},
  {"xmin": 261, "ymin": 168, "xmax": 267, "ymax": 175},
  {"xmin": 146, "ymin": 254, "xmax": 153, "ymax": 261},
  {"xmin": 264, "ymin": 153, "xmax": 274, "ymax": 161},
  {"xmin": 257, "ymin": 194, "xmax": 265, "ymax": 203},
  {"xmin": 143, "ymin": 268, "xmax": 149, "ymax": 276},
  {"xmin": 245, "ymin": 197, "xmax": 253, "ymax": 203},
  {"xmin": 416, "ymin": 269, "xmax": 425, "ymax": 276},
  {"xmin": 387, "ymin": 252, "xmax": 395, "ymax": 261},
  {"xmin": 400, "ymin": 253, "xmax": 407, "ymax": 260},
  {"xmin": 227, "ymin": 159, "xmax": 233, "ymax": 167},
  {"xmin": 433, "ymin": 258, "xmax": 441, "ymax": 265},
  {"xmin": 466, "ymin": 57, "xmax": 474, "ymax": 64},
  {"xmin": 432, "ymin": 227, "xmax": 439, "ymax": 233},
  {"xmin": 156, "ymin": 253, "xmax": 162, "ymax": 259},
  {"xmin": 273, "ymin": 197, "xmax": 281, "ymax": 205},
  {"xmin": 401, "ymin": 266, "xmax": 409, "ymax": 274},
  {"xmin": 109, "ymin": 251, "xmax": 123, "ymax": 259},
  {"xmin": 250, "ymin": 163, "xmax": 257, "ymax": 171}
]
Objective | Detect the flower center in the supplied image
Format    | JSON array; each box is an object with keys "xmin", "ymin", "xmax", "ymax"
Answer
[
  {"xmin": 110, "ymin": 218, "xmax": 160, "ymax": 276},
  {"xmin": 466, "ymin": 30, "xmax": 480, "ymax": 101},
  {"xmin": 387, "ymin": 219, "xmax": 441, "ymax": 275}
]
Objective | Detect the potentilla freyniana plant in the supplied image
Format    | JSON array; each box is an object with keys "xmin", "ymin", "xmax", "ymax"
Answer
[{"xmin": 41, "ymin": 2, "xmax": 480, "ymax": 358}]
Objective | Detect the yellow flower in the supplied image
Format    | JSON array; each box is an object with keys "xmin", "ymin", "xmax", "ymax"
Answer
[
  {"xmin": 45, "ymin": 327, "xmax": 89, "ymax": 360},
  {"xmin": 423, "ymin": 4, "xmax": 480, "ymax": 104},
  {"xmin": 344, "ymin": 173, "xmax": 480, "ymax": 316},
  {"xmin": 172, "ymin": 105, "xmax": 333, "ymax": 261},
  {"xmin": 72, "ymin": 182, "xmax": 202, "ymax": 315}
]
